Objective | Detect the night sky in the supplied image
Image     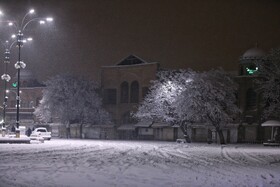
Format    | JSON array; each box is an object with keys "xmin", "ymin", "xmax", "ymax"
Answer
[{"xmin": 0, "ymin": 0, "xmax": 280, "ymax": 82}]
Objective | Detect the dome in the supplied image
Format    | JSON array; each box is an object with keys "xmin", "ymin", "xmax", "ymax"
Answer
[{"xmin": 242, "ymin": 47, "xmax": 266, "ymax": 59}]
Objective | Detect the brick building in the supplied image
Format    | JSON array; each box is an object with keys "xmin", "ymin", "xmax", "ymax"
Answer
[
  {"xmin": 5, "ymin": 69, "xmax": 45, "ymax": 131},
  {"xmin": 101, "ymin": 55, "xmax": 158, "ymax": 139}
]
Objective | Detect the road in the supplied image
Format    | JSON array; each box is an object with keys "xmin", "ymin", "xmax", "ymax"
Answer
[{"xmin": 0, "ymin": 139, "xmax": 279, "ymax": 187}]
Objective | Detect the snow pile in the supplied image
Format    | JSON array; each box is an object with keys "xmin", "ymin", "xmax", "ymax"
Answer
[
  {"xmin": 0, "ymin": 135, "xmax": 30, "ymax": 144},
  {"xmin": 0, "ymin": 139, "xmax": 280, "ymax": 187}
]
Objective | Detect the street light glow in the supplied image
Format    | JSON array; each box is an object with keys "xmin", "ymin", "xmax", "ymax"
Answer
[
  {"xmin": 39, "ymin": 20, "xmax": 45, "ymax": 24},
  {"xmin": 22, "ymin": 38, "xmax": 33, "ymax": 43},
  {"xmin": 0, "ymin": 11, "xmax": 3, "ymax": 15},
  {"xmin": 29, "ymin": 9, "xmax": 35, "ymax": 14},
  {"xmin": 6, "ymin": 90, "xmax": 22, "ymax": 94},
  {"xmin": 8, "ymin": 22, "xmax": 13, "ymax": 26},
  {"xmin": 11, "ymin": 34, "xmax": 16, "ymax": 38},
  {"xmin": 46, "ymin": 17, "xmax": 53, "ymax": 22}
]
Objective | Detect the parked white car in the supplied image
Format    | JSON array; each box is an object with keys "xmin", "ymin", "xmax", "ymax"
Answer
[
  {"xmin": 30, "ymin": 134, "xmax": 45, "ymax": 143},
  {"xmin": 31, "ymin": 127, "xmax": 51, "ymax": 140}
]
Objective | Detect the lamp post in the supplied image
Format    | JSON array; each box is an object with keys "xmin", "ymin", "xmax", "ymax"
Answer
[
  {"xmin": 0, "ymin": 10, "xmax": 7, "ymax": 137},
  {"xmin": 1, "ymin": 48, "xmax": 10, "ymax": 137},
  {"xmin": 1, "ymin": 37, "xmax": 31, "ymax": 137},
  {"xmin": 7, "ymin": 9, "xmax": 53, "ymax": 138}
]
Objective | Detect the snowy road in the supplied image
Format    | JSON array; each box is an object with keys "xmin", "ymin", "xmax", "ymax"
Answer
[{"xmin": 0, "ymin": 139, "xmax": 280, "ymax": 187}]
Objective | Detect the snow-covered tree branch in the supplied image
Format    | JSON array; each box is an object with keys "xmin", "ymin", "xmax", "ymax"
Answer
[
  {"xmin": 134, "ymin": 68, "xmax": 239, "ymax": 144},
  {"xmin": 175, "ymin": 68, "xmax": 239, "ymax": 144},
  {"xmin": 255, "ymin": 48, "xmax": 280, "ymax": 120},
  {"xmin": 34, "ymin": 74, "xmax": 111, "ymax": 138}
]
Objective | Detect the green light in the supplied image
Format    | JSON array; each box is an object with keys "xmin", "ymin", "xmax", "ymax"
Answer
[
  {"xmin": 12, "ymin": 82, "xmax": 17, "ymax": 88},
  {"xmin": 246, "ymin": 67, "xmax": 258, "ymax": 75}
]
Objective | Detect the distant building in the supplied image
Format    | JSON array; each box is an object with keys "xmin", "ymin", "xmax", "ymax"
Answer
[
  {"xmin": 190, "ymin": 46, "xmax": 268, "ymax": 143},
  {"xmin": 101, "ymin": 55, "xmax": 158, "ymax": 139},
  {"xmin": 5, "ymin": 69, "xmax": 45, "ymax": 130},
  {"xmin": 236, "ymin": 46, "xmax": 266, "ymax": 143},
  {"xmin": 2, "ymin": 50, "xmax": 271, "ymax": 143}
]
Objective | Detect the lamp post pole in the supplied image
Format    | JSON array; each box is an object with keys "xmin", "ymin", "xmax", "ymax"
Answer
[
  {"xmin": 0, "ymin": 10, "xmax": 9, "ymax": 137},
  {"xmin": 1, "ymin": 36, "xmax": 28, "ymax": 137},
  {"xmin": 1, "ymin": 47, "xmax": 11, "ymax": 137},
  {"xmin": 15, "ymin": 31, "xmax": 23, "ymax": 137},
  {"xmin": 7, "ymin": 9, "xmax": 53, "ymax": 138}
]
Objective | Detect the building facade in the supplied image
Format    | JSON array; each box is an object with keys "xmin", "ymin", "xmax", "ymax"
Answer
[
  {"xmin": 101, "ymin": 55, "xmax": 158, "ymax": 139},
  {"xmin": 5, "ymin": 69, "xmax": 45, "ymax": 132},
  {"xmin": 236, "ymin": 46, "xmax": 266, "ymax": 143},
  {"xmin": 1, "ymin": 49, "xmax": 272, "ymax": 142}
]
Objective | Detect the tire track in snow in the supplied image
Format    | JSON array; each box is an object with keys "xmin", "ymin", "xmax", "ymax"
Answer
[
  {"xmin": 236, "ymin": 147, "xmax": 267, "ymax": 165},
  {"xmin": 220, "ymin": 145, "xmax": 240, "ymax": 164},
  {"xmin": 174, "ymin": 146, "xmax": 247, "ymax": 181}
]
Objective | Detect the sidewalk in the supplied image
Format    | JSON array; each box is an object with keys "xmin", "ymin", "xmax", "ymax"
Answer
[{"xmin": 0, "ymin": 135, "xmax": 31, "ymax": 144}]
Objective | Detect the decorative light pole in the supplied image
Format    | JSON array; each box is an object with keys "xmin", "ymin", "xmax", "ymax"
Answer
[
  {"xmin": 1, "ymin": 47, "xmax": 11, "ymax": 137},
  {"xmin": 1, "ymin": 38, "xmax": 31, "ymax": 137},
  {"xmin": 0, "ymin": 10, "xmax": 8, "ymax": 137},
  {"xmin": 7, "ymin": 9, "xmax": 53, "ymax": 138}
]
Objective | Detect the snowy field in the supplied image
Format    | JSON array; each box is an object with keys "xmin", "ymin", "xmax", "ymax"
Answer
[{"xmin": 0, "ymin": 139, "xmax": 280, "ymax": 187}]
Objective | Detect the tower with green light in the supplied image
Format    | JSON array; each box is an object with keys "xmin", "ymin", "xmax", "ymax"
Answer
[
  {"xmin": 236, "ymin": 45, "xmax": 266, "ymax": 143},
  {"xmin": 239, "ymin": 46, "xmax": 265, "ymax": 76}
]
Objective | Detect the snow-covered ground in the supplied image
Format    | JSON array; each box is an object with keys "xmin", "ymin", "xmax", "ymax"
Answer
[{"xmin": 0, "ymin": 139, "xmax": 280, "ymax": 187}]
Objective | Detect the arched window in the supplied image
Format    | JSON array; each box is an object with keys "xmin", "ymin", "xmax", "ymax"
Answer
[
  {"xmin": 246, "ymin": 88, "xmax": 257, "ymax": 109},
  {"xmin": 120, "ymin": 81, "xmax": 129, "ymax": 103},
  {"xmin": 130, "ymin": 81, "xmax": 139, "ymax": 103}
]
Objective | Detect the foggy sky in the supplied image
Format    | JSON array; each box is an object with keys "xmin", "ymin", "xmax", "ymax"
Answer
[{"xmin": 0, "ymin": 0, "xmax": 280, "ymax": 82}]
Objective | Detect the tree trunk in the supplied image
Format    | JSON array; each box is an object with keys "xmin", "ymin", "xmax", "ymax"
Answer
[
  {"xmin": 179, "ymin": 121, "xmax": 191, "ymax": 143},
  {"xmin": 217, "ymin": 128, "xmax": 225, "ymax": 144},
  {"xmin": 79, "ymin": 123, "xmax": 83, "ymax": 139}
]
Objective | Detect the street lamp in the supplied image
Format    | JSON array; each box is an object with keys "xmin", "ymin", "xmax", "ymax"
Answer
[
  {"xmin": 1, "ymin": 37, "xmax": 31, "ymax": 137},
  {"xmin": 6, "ymin": 89, "xmax": 22, "ymax": 95},
  {"xmin": 1, "ymin": 46, "xmax": 10, "ymax": 136},
  {"xmin": 7, "ymin": 9, "xmax": 53, "ymax": 138},
  {"xmin": 0, "ymin": 11, "xmax": 7, "ymax": 136}
]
